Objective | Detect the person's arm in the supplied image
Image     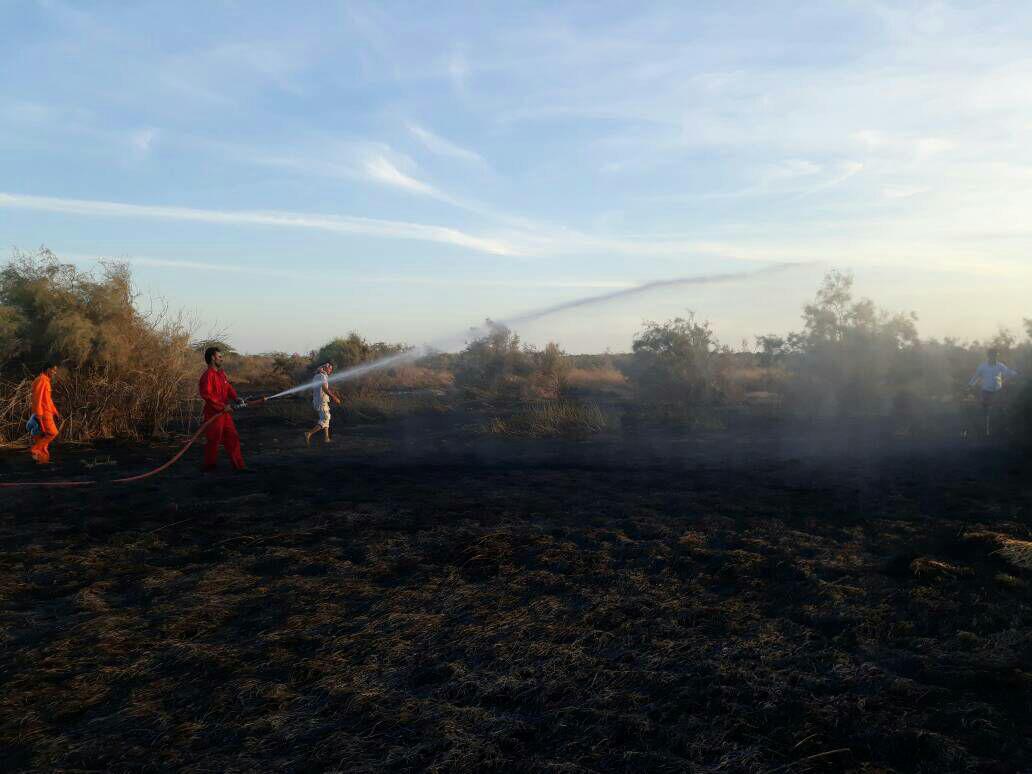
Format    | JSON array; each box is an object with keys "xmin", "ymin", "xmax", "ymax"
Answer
[
  {"xmin": 46, "ymin": 382, "xmax": 60, "ymax": 418},
  {"xmin": 226, "ymin": 379, "xmax": 239, "ymax": 403},
  {"xmin": 31, "ymin": 379, "xmax": 44, "ymax": 417},
  {"xmin": 199, "ymin": 371, "xmax": 226, "ymax": 412},
  {"xmin": 1003, "ymin": 364, "xmax": 1019, "ymax": 379},
  {"xmin": 969, "ymin": 364, "xmax": 985, "ymax": 388}
]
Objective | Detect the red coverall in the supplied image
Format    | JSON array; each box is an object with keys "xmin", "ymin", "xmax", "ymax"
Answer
[
  {"xmin": 30, "ymin": 373, "xmax": 59, "ymax": 464},
  {"xmin": 198, "ymin": 367, "xmax": 245, "ymax": 470}
]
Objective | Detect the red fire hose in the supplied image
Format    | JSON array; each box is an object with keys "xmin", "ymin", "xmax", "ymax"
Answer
[{"xmin": 0, "ymin": 397, "xmax": 267, "ymax": 489}]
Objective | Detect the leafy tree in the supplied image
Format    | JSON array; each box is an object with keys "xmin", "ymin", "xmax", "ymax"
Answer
[
  {"xmin": 986, "ymin": 328, "xmax": 1017, "ymax": 357},
  {"xmin": 754, "ymin": 334, "xmax": 790, "ymax": 368},
  {"xmin": 631, "ymin": 313, "xmax": 717, "ymax": 405},
  {"xmin": 313, "ymin": 332, "xmax": 406, "ymax": 371},
  {"xmin": 0, "ymin": 305, "xmax": 28, "ymax": 367},
  {"xmin": 0, "ymin": 247, "xmax": 164, "ymax": 372},
  {"xmin": 452, "ymin": 320, "xmax": 533, "ymax": 395},
  {"xmin": 787, "ymin": 269, "xmax": 920, "ymax": 416},
  {"xmin": 538, "ymin": 341, "xmax": 569, "ymax": 397}
]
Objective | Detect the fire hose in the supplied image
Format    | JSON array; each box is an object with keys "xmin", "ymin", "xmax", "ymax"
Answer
[{"xmin": 0, "ymin": 397, "xmax": 267, "ymax": 489}]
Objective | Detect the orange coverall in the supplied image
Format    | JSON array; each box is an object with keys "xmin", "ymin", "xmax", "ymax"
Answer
[
  {"xmin": 198, "ymin": 366, "xmax": 245, "ymax": 470},
  {"xmin": 30, "ymin": 373, "xmax": 59, "ymax": 464}
]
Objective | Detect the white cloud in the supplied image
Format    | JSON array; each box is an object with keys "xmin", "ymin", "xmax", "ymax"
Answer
[
  {"xmin": 882, "ymin": 185, "xmax": 929, "ymax": 199},
  {"xmin": 130, "ymin": 127, "xmax": 158, "ymax": 156},
  {"xmin": 0, "ymin": 191, "xmax": 517, "ymax": 256},
  {"xmin": 408, "ymin": 123, "xmax": 485, "ymax": 165},
  {"xmin": 766, "ymin": 159, "xmax": 822, "ymax": 180},
  {"xmin": 71, "ymin": 253, "xmax": 635, "ymax": 289},
  {"xmin": 363, "ymin": 154, "xmax": 439, "ymax": 197},
  {"xmin": 449, "ymin": 48, "xmax": 469, "ymax": 96}
]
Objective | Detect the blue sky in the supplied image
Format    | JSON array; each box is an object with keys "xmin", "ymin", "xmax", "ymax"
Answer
[{"xmin": 2, "ymin": 1, "xmax": 1031, "ymax": 353}]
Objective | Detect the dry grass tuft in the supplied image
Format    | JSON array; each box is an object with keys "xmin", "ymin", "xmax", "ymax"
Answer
[
  {"xmin": 962, "ymin": 531, "xmax": 1032, "ymax": 571},
  {"xmin": 909, "ymin": 557, "xmax": 973, "ymax": 578},
  {"xmin": 485, "ymin": 399, "xmax": 607, "ymax": 438},
  {"xmin": 996, "ymin": 538, "xmax": 1032, "ymax": 570}
]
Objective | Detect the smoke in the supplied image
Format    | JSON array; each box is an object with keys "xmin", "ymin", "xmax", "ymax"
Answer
[{"xmin": 266, "ymin": 263, "xmax": 810, "ymax": 400}]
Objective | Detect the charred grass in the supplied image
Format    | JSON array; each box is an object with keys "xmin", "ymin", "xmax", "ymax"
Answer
[{"xmin": 1, "ymin": 418, "xmax": 1031, "ymax": 772}]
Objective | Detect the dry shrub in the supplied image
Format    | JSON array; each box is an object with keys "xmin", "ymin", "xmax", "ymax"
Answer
[
  {"xmin": 222, "ymin": 353, "xmax": 293, "ymax": 391},
  {"xmin": 0, "ymin": 248, "xmax": 196, "ymax": 443},
  {"xmin": 962, "ymin": 531, "xmax": 1032, "ymax": 571},
  {"xmin": 564, "ymin": 366, "xmax": 627, "ymax": 392},
  {"xmin": 361, "ymin": 365, "xmax": 453, "ymax": 392}
]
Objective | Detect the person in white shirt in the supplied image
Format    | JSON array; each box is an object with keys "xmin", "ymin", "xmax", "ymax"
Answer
[
  {"xmin": 968, "ymin": 348, "xmax": 1018, "ymax": 437},
  {"xmin": 304, "ymin": 362, "xmax": 342, "ymax": 446}
]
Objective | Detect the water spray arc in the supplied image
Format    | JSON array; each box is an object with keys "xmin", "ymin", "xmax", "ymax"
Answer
[{"xmin": 266, "ymin": 262, "xmax": 807, "ymax": 401}]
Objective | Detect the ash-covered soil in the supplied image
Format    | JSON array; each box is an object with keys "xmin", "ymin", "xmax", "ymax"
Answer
[{"xmin": 2, "ymin": 402, "xmax": 1031, "ymax": 772}]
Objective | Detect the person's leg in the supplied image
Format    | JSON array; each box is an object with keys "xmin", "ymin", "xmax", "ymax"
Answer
[
  {"xmin": 304, "ymin": 419, "xmax": 322, "ymax": 445},
  {"xmin": 981, "ymin": 390, "xmax": 993, "ymax": 437},
  {"xmin": 203, "ymin": 414, "xmax": 222, "ymax": 470},
  {"xmin": 222, "ymin": 415, "xmax": 245, "ymax": 469},
  {"xmin": 31, "ymin": 415, "xmax": 58, "ymax": 464},
  {"xmin": 322, "ymin": 406, "xmax": 331, "ymax": 442}
]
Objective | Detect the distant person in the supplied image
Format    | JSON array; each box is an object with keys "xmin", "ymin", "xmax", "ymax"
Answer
[
  {"xmin": 29, "ymin": 362, "xmax": 61, "ymax": 465},
  {"xmin": 198, "ymin": 346, "xmax": 248, "ymax": 472},
  {"xmin": 969, "ymin": 348, "xmax": 1019, "ymax": 437},
  {"xmin": 305, "ymin": 362, "xmax": 342, "ymax": 446}
]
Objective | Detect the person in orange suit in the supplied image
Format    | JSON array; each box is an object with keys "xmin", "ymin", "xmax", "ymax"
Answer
[
  {"xmin": 198, "ymin": 346, "xmax": 248, "ymax": 472},
  {"xmin": 30, "ymin": 362, "xmax": 61, "ymax": 465}
]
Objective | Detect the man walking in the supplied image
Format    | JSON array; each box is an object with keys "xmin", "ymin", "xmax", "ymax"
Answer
[
  {"xmin": 29, "ymin": 362, "xmax": 61, "ymax": 465},
  {"xmin": 199, "ymin": 346, "xmax": 247, "ymax": 472},
  {"xmin": 969, "ymin": 348, "xmax": 1019, "ymax": 437},
  {"xmin": 305, "ymin": 362, "xmax": 342, "ymax": 446}
]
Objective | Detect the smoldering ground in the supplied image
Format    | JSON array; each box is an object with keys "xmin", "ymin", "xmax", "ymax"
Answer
[{"xmin": 2, "ymin": 393, "xmax": 1031, "ymax": 773}]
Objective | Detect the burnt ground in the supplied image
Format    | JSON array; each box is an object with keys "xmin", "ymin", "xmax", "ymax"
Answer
[{"xmin": 2, "ymin": 399, "xmax": 1032, "ymax": 773}]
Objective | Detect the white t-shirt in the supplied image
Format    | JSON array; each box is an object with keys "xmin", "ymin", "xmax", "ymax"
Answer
[
  {"xmin": 970, "ymin": 362, "xmax": 1017, "ymax": 392},
  {"xmin": 312, "ymin": 372, "xmax": 330, "ymax": 408}
]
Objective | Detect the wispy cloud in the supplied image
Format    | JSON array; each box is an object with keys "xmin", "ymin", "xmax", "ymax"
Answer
[
  {"xmin": 72, "ymin": 253, "xmax": 635, "ymax": 289},
  {"xmin": 363, "ymin": 154, "xmax": 441, "ymax": 197},
  {"xmin": 130, "ymin": 127, "xmax": 158, "ymax": 157},
  {"xmin": 448, "ymin": 48, "xmax": 469, "ymax": 97},
  {"xmin": 798, "ymin": 160, "xmax": 864, "ymax": 196},
  {"xmin": 0, "ymin": 192, "xmax": 517, "ymax": 256},
  {"xmin": 408, "ymin": 123, "xmax": 485, "ymax": 165}
]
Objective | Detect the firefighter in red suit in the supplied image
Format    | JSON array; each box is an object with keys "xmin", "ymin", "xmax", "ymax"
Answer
[{"xmin": 198, "ymin": 346, "xmax": 247, "ymax": 472}]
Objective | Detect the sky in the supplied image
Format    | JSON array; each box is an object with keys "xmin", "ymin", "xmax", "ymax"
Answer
[{"xmin": 2, "ymin": 1, "xmax": 1031, "ymax": 354}]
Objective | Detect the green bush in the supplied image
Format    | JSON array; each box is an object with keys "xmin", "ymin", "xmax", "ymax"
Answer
[
  {"xmin": 782, "ymin": 270, "xmax": 920, "ymax": 418},
  {"xmin": 452, "ymin": 320, "xmax": 534, "ymax": 398},
  {"xmin": 313, "ymin": 333, "xmax": 407, "ymax": 372},
  {"xmin": 630, "ymin": 313, "xmax": 719, "ymax": 407}
]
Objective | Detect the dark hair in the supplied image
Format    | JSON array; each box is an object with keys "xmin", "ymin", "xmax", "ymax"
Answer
[
  {"xmin": 40, "ymin": 361, "xmax": 60, "ymax": 373},
  {"xmin": 204, "ymin": 346, "xmax": 220, "ymax": 365}
]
